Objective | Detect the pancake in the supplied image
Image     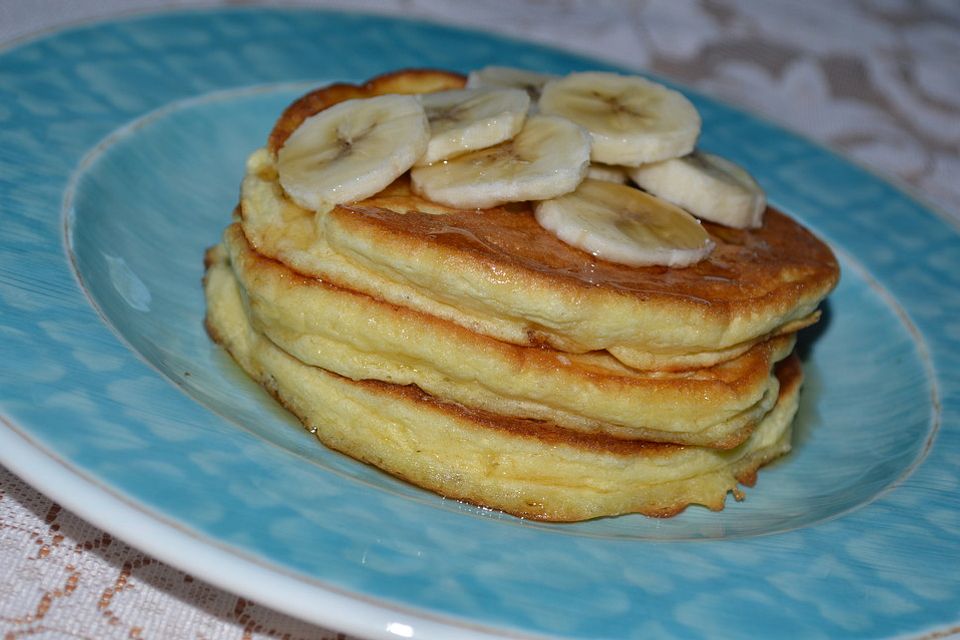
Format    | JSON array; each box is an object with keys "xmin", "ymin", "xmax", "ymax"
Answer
[
  {"xmin": 241, "ymin": 149, "xmax": 837, "ymax": 372},
  {"xmin": 222, "ymin": 222, "xmax": 793, "ymax": 448},
  {"xmin": 203, "ymin": 68, "xmax": 838, "ymax": 519},
  {"xmin": 204, "ymin": 245, "xmax": 802, "ymax": 521},
  {"xmin": 240, "ymin": 69, "xmax": 839, "ymax": 370}
]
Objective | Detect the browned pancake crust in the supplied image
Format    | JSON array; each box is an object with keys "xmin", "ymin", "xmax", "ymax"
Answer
[{"xmin": 333, "ymin": 192, "xmax": 838, "ymax": 318}]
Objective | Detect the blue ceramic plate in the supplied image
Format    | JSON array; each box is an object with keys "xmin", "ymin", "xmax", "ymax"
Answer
[{"xmin": 1, "ymin": 8, "xmax": 958, "ymax": 639}]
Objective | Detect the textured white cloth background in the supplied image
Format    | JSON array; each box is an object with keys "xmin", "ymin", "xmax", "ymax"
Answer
[{"xmin": 1, "ymin": 1, "xmax": 959, "ymax": 639}]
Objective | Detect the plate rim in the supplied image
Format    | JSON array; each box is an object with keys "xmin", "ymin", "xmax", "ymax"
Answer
[{"xmin": 0, "ymin": 413, "xmax": 538, "ymax": 640}]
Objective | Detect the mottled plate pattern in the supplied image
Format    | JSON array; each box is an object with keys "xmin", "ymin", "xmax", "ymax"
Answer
[{"xmin": 1, "ymin": 8, "xmax": 958, "ymax": 639}]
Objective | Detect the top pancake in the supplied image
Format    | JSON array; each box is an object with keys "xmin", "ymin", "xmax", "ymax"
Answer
[{"xmin": 248, "ymin": 69, "xmax": 839, "ymax": 369}]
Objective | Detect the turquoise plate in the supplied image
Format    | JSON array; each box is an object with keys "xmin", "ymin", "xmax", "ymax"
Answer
[{"xmin": 1, "ymin": 8, "xmax": 958, "ymax": 639}]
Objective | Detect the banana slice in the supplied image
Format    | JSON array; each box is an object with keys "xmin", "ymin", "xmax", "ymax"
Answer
[
  {"xmin": 538, "ymin": 71, "xmax": 700, "ymax": 166},
  {"xmin": 410, "ymin": 115, "xmax": 590, "ymax": 209},
  {"xmin": 534, "ymin": 179, "xmax": 715, "ymax": 267},
  {"xmin": 417, "ymin": 88, "xmax": 530, "ymax": 165},
  {"xmin": 466, "ymin": 66, "xmax": 556, "ymax": 102},
  {"xmin": 587, "ymin": 163, "xmax": 630, "ymax": 184},
  {"xmin": 276, "ymin": 94, "xmax": 429, "ymax": 210},
  {"xmin": 628, "ymin": 151, "xmax": 767, "ymax": 229}
]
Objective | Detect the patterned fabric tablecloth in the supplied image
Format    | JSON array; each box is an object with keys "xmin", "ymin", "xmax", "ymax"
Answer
[{"xmin": 2, "ymin": 1, "xmax": 958, "ymax": 638}]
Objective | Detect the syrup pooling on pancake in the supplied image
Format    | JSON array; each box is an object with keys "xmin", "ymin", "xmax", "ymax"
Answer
[
  {"xmin": 318, "ymin": 186, "xmax": 837, "ymax": 363},
  {"xmin": 205, "ymin": 67, "xmax": 839, "ymax": 520}
]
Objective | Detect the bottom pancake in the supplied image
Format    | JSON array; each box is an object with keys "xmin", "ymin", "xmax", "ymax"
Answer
[{"xmin": 204, "ymin": 245, "xmax": 803, "ymax": 521}]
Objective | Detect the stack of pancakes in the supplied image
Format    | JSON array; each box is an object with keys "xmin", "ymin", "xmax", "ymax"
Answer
[{"xmin": 204, "ymin": 70, "xmax": 839, "ymax": 521}]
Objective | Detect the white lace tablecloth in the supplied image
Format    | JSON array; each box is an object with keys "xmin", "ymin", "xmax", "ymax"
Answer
[{"xmin": 2, "ymin": 1, "xmax": 958, "ymax": 638}]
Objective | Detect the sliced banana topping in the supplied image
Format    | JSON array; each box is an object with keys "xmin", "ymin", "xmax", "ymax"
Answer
[
  {"xmin": 276, "ymin": 94, "xmax": 429, "ymax": 210},
  {"xmin": 466, "ymin": 65, "xmax": 556, "ymax": 103},
  {"xmin": 586, "ymin": 163, "xmax": 630, "ymax": 184},
  {"xmin": 417, "ymin": 88, "xmax": 530, "ymax": 165},
  {"xmin": 538, "ymin": 71, "xmax": 701, "ymax": 166},
  {"xmin": 629, "ymin": 151, "xmax": 767, "ymax": 229},
  {"xmin": 534, "ymin": 179, "xmax": 715, "ymax": 268},
  {"xmin": 410, "ymin": 115, "xmax": 590, "ymax": 209},
  {"xmin": 275, "ymin": 66, "xmax": 764, "ymax": 256}
]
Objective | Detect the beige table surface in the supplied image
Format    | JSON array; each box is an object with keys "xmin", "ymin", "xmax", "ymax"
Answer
[{"xmin": 2, "ymin": 1, "xmax": 959, "ymax": 638}]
